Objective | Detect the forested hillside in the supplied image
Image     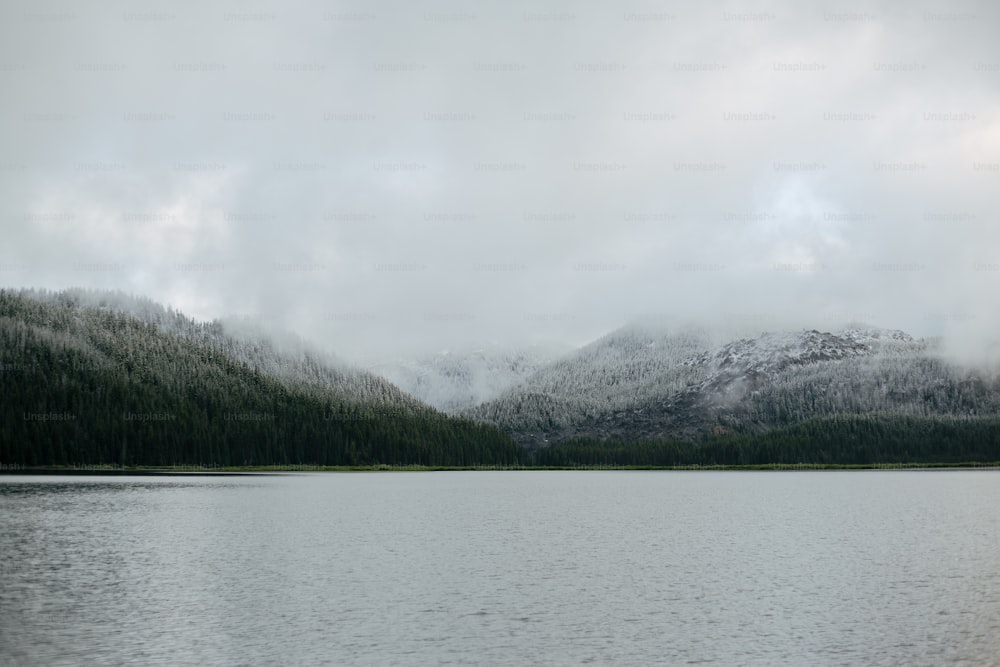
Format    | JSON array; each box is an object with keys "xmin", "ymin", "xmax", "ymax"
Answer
[
  {"xmin": 18, "ymin": 287, "xmax": 421, "ymax": 409},
  {"xmin": 0, "ymin": 290, "xmax": 523, "ymax": 467}
]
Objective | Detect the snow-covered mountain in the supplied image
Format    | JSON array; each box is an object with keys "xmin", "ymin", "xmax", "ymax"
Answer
[
  {"xmin": 465, "ymin": 323, "xmax": 1000, "ymax": 446},
  {"xmin": 369, "ymin": 343, "xmax": 572, "ymax": 413}
]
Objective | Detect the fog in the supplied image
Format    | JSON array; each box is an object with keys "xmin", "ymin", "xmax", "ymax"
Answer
[{"xmin": 2, "ymin": 0, "xmax": 998, "ymax": 361}]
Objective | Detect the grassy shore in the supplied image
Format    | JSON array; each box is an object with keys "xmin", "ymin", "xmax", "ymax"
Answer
[{"xmin": 3, "ymin": 462, "xmax": 1000, "ymax": 474}]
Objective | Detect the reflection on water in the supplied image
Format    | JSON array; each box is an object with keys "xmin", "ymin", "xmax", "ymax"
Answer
[{"xmin": 2, "ymin": 471, "xmax": 999, "ymax": 666}]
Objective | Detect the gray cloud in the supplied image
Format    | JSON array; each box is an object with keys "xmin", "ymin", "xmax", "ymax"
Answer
[{"xmin": 2, "ymin": 0, "xmax": 999, "ymax": 360}]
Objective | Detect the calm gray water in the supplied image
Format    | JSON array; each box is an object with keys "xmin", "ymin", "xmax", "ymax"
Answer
[{"xmin": 2, "ymin": 471, "xmax": 999, "ymax": 666}]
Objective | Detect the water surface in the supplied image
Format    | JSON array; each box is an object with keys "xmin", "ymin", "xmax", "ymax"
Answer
[{"xmin": 2, "ymin": 471, "xmax": 999, "ymax": 665}]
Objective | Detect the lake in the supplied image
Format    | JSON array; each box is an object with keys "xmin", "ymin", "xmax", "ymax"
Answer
[{"xmin": 2, "ymin": 471, "xmax": 999, "ymax": 665}]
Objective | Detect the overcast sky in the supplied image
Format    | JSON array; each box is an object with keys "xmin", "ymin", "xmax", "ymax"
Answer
[{"xmin": 2, "ymin": 0, "xmax": 998, "ymax": 360}]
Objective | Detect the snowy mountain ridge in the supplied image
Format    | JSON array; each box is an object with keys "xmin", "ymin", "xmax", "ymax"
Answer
[
  {"xmin": 680, "ymin": 328, "xmax": 900, "ymax": 388},
  {"xmin": 463, "ymin": 323, "xmax": 992, "ymax": 446}
]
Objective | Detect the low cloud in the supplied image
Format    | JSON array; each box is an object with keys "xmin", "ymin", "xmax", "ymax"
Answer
[{"xmin": 2, "ymin": 0, "xmax": 998, "ymax": 362}]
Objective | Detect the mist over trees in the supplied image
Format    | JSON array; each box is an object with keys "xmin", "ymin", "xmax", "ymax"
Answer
[{"xmin": 371, "ymin": 343, "xmax": 570, "ymax": 414}]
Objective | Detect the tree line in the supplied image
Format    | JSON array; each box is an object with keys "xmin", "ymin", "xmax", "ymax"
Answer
[{"xmin": 535, "ymin": 415, "xmax": 1000, "ymax": 466}]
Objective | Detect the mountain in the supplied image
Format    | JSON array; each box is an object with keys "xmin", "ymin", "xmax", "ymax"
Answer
[
  {"xmin": 368, "ymin": 343, "xmax": 572, "ymax": 413},
  {"xmin": 465, "ymin": 323, "xmax": 1000, "ymax": 447},
  {"xmin": 462, "ymin": 322, "xmax": 716, "ymax": 441},
  {"xmin": 0, "ymin": 289, "xmax": 523, "ymax": 467}
]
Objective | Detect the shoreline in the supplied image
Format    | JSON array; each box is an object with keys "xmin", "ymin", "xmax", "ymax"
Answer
[{"xmin": 2, "ymin": 462, "xmax": 1000, "ymax": 475}]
